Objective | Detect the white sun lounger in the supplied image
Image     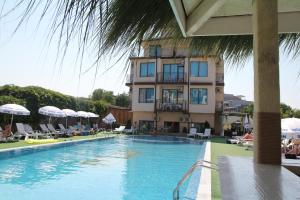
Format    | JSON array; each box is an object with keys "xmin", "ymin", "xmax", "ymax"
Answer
[{"xmin": 16, "ymin": 123, "xmax": 36, "ymax": 139}]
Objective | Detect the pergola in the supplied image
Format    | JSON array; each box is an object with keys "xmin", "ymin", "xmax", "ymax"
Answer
[{"xmin": 169, "ymin": 0, "xmax": 300, "ymax": 165}]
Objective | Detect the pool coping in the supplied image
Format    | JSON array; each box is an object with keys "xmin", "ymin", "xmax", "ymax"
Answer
[
  {"xmin": 0, "ymin": 135, "xmax": 116, "ymax": 153},
  {"xmin": 196, "ymin": 141, "xmax": 211, "ymax": 200}
]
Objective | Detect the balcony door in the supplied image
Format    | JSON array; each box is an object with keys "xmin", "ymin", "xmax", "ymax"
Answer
[
  {"xmin": 162, "ymin": 89, "xmax": 183, "ymax": 104},
  {"xmin": 163, "ymin": 64, "xmax": 184, "ymax": 82}
]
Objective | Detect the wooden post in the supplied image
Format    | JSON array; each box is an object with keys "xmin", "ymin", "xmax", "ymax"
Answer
[{"xmin": 253, "ymin": 0, "xmax": 281, "ymax": 164}]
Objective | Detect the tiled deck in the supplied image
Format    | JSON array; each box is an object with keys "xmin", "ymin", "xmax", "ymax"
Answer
[{"xmin": 218, "ymin": 156, "xmax": 300, "ymax": 200}]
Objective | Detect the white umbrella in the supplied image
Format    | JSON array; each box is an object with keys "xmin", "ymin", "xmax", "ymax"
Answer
[
  {"xmin": 0, "ymin": 104, "xmax": 30, "ymax": 126},
  {"xmin": 77, "ymin": 111, "xmax": 89, "ymax": 125},
  {"xmin": 87, "ymin": 112, "xmax": 99, "ymax": 118},
  {"xmin": 281, "ymin": 118, "xmax": 300, "ymax": 139},
  {"xmin": 62, "ymin": 109, "xmax": 78, "ymax": 127},
  {"xmin": 102, "ymin": 113, "xmax": 116, "ymax": 131},
  {"xmin": 38, "ymin": 106, "xmax": 66, "ymax": 123}
]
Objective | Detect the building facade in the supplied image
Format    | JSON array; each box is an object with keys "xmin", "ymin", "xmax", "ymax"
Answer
[{"xmin": 126, "ymin": 39, "xmax": 224, "ymax": 135}]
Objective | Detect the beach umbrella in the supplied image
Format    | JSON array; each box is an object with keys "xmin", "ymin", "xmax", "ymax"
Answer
[
  {"xmin": 87, "ymin": 112, "xmax": 99, "ymax": 124},
  {"xmin": 38, "ymin": 106, "xmax": 66, "ymax": 124},
  {"xmin": 77, "ymin": 111, "xmax": 89, "ymax": 125},
  {"xmin": 102, "ymin": 113, "xmax": 116, "ymax": 131},
  {"xmin": 0, "ymin": 104, "xmax": 30, "ymax": 126},
  {"xmin": 62, "ymin": 109, "xmax": 78, "ymax": 127},
  {"xmin": 281, "ymin": 118, "xmax": 300, "ymax": 139}
]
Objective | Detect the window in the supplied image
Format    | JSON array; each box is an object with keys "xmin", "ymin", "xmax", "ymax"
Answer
[
  {"xmin": 190, "ymin": 61, "xmax": 208, "ymax": 77},
  {"xmin": 149, "ymin": 45, "xmax": 161, "ymax": 57},
  {"xmin": 163, "ymin": 64, "xmax": 184, "ymax": 82},
  {"xmin": 162, "ymin": 89, "xmax": 183, "ymax": 104},
  {"xmin": 139, "ymin": 88, "xmax": 154, "ymax": 103},
  {"xmin": 190, "ymin": 88, "xmax": 208, "ymax": 104},
  {"xmin": 139, "ymin": 120, "xmax": 154, "ymax": 133},
  {"xmin": 140, "ymin": 62, "xmax": 155, "ymax": 77}
]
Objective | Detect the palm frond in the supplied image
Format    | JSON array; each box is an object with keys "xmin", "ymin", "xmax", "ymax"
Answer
[{"xmin": 3, "ymin": 0, "xmax": 300, "ymax": 66}]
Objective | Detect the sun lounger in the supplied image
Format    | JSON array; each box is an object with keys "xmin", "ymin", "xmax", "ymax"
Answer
[
  {"xmin": 58, "ymin": 124, "xmax": 73, "ymax": 137},
  {"xmin": 113, "ymin": 126, "xmax": 126, "ymax": 133},
  {"xmin": 40, "ymin": 124, "xmax": 59, "ymax": 138},
  {"xmin": 187, "ymin": 128, "xmax": 197, "ymax": 138},
  {"xmin": 16, "ymin": 123, "xmax": 35, "ymax": 139},
  {"xmin": 200, "ymin": 128, "xmax": 211, "ymax": 139},
  {"xmin": 47, "ymin": 124, "xmax": 66, "ymax": 137},
  {"xmin": 68, "ymin": 126, "xmax": 81, "ymax": 136},
  {"xmin": 24, "ymin": 124, "xmax": 49, "ymax": 139}
]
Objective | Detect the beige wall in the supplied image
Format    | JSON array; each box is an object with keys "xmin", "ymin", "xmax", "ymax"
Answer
[
  {"xmin": 132, "ymin": 85, "xmax": 155, "ymax": 112},
  {"xmin": 189, "ymin": 85, "xmax": 215, "ymax": 113},
  {"xmin": 131, "ymin": 58, "xmax": 157, "ymax": 82},
  {"xmin": 190, "ymin": 113, "xmax": 215, "ymax": 128}
]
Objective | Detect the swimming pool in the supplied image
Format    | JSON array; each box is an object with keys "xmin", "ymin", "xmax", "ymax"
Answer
[{"xmin": 0, "ymin": 136, "xmax": 205, "ymax": 200}]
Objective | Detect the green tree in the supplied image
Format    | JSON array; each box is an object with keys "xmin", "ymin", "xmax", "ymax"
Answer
[
  {"xmin": 93, "ymin": 100, "xmax": 108, "ymax": 116},
  {"xmin": 241, "ymin": 104, "xmax": 254, "ymax": 118},
  {"xmin": 280, "ymin": 103, "xmax": 293, "ymax": 118},
  {"xmin": 91, "ymin": 89, "xmax": 105, "ymax": 101},
  {"xmin": 115, "ymin": 93, "xmax": 129, "ymax": 107},
  {"xmin": 293, "ymin": 109, "xmax": 300, "ymax": 118}
]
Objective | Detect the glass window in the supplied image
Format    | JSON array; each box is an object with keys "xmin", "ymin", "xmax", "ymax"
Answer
[
  {"xmin": 162, "ymin": 89, "xmax": 183, "ymax": 104},
  {"xmin": 140, "ymin": 62, "xmax": 155, "ymax": 77},
  {"xmin": 139, "ymin": 88, "xmax": 154, "ymax": 103},
  {"xmin": 163, "ymin": 64, "xmax": 184, "ymax": 82},
  {"xmin": 149, "ymin": 45, "xmax": 161, "ymax": 57},
  {"xmin": 190, "ymin": 88, "xmax": 208, "ymax": 104},
  {"xmin": 190, "ymin": 61, "xmax": 208, "ymax": 77}
]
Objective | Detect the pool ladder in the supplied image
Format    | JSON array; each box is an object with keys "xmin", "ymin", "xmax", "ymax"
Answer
[{"xmin": 173, "ymin": 160, "xmax": 218, "ymax": 200}]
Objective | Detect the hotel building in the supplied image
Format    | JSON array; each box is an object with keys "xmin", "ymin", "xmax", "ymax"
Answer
[{"xmin": 126, "ymin": 39, "xmax": 224, "ymax": 135}]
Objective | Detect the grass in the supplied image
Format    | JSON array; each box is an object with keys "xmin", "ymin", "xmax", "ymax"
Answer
[
  {"xmin": 0, "ymin": 132, "xmax": 116, "ymax": 150},
  {"xmin": 211, "ymin": 137, "xmax": 253, "ymax": 200}
]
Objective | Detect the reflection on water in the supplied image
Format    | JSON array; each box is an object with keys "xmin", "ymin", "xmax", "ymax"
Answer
[{"xmin": 0, "ymin": 136, "xmax": 204, "ymax": 200}]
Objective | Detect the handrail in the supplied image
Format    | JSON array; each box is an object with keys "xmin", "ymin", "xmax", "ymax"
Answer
[{"xmin": 173, "ymin": 160, "xmax": 218, "ymax": 200}]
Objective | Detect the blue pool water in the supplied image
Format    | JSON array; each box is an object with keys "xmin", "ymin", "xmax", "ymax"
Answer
[{"xmin": 0, "ymin": 136, "xmax": 205, "ymax": 200}]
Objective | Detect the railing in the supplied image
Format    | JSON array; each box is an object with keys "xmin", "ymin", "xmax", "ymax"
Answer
[
  {"xmin": 173, "ymin": 160, "xmax": 218, "ymax": 200},
  {"xmin": 157, "ymin": 72, "xmax": 187, "ymax": 83},
  {"xmin": 216, "ymin": 101, "xmax": 223, "ymax": 112},
  {"xmin": 216, "ymin": 73, "xmax": 224, "ymax": 84},
  {"xmin": 156, "ymin": 99, "xmax": 187, "ymax": 112},
  {"xmin": 126, "ymin": 74, "xmax": 134, "ymax": 84}
]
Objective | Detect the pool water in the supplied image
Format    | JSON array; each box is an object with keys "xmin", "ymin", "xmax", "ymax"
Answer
[{"xmin": 0, "ymin": 136, "xmax": 205, "ymax": 200}]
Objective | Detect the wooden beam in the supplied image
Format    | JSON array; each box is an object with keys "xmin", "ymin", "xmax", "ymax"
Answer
[
  {"xmin": 186, "ymin": 0, "xmax": 227, "ymax": 36},
  {"xmin": 169, "ymin": 0, "xmax": 187, "ymax": 37}
]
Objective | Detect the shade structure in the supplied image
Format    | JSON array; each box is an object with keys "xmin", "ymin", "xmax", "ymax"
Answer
[
  {"xmin": 102, "ymin": 113, "xmax": 116, "ymax": 124},
  {"xmin": 281, "ymin": 118, "xmax": 300, "ymax": 139},
  {"xmin": 0, "ymin": 104, "xmax": 30, "ymax": 126},
  {"xmin": 62, "ymin": 109, "xmax": 78, "ymax": 127},
  {"xmin": 38, "ymin": 106, "xmax": 66, "ymax": 124}
]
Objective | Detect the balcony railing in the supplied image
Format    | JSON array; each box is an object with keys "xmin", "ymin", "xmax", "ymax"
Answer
[
  {"xmin": 157, "ymin": 72, "xmax": 187, "ymax": 83},
  {"xmin": 126, "ymin": 74, "xmax": 134, "ymax": 84},
  {"xmin": 216, "ymin": 73, "xmax": 224, "ymax": 84},
  {"xmin": 156, "ymin": 99, "xmax": 187, "ymax": 112}
]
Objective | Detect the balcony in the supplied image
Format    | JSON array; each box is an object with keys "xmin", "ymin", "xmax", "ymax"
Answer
[
  {"xmin": 125, "ymin": 74, "xmax": 133, "ymax": 85},
  {"xmin": 216, "ymin": 73, "xmax": 224, "ymax": 85},
  {"xmin": 157, "ymin": 72, "xmax": 187, "ymax": 84},
  {"xmin": 156, "ymin": 99, "xmax": 187, "ymax": 112}
]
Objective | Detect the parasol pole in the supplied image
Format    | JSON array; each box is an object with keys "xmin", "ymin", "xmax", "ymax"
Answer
[
  {"xmin": 49, "ymin": 116, "xmax": 51, "ymax": 124},
  {"xmin": 10, "ymin": 114, "xmax": 14, "ymax": 127}
]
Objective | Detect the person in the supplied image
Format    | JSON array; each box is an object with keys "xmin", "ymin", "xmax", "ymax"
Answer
[
  {"xmin": 286, "ymin": 139, "xmax": 300, "ymax": 156},
  {"xmin": 3, "ymin": 124, "xmax": 13, "ymax": 140},
  {"xmin": 241, "ymin": 131, "xmax": 254, "ymax": 141}
]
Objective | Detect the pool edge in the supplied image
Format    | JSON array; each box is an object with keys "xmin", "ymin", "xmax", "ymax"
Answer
[
  {"xmin": 196, "ymin": 141, "xmax": 211, "ymax": 200},
  {"xmin": 0, "ymin": 135, "xmax": 116, "ymax": 153}
]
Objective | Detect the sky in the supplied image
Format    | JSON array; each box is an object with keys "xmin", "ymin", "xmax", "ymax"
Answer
[{"xmin": 0, "ymin": 1, "xmax": 300, "ymax": 108}]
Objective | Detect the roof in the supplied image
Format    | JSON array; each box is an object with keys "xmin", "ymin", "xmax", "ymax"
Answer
[
  {"xmin": 108, "ymin": 105, "xmax": 131, "ymax": 110},
  {"xmin": 169, "ymin": 0, "xmax": 300, "ymax": 36}
]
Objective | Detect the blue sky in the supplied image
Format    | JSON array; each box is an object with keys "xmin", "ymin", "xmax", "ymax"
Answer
[{"xmin": 0, "ymin": 1, "xmax": 300, "ymax": 108}]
